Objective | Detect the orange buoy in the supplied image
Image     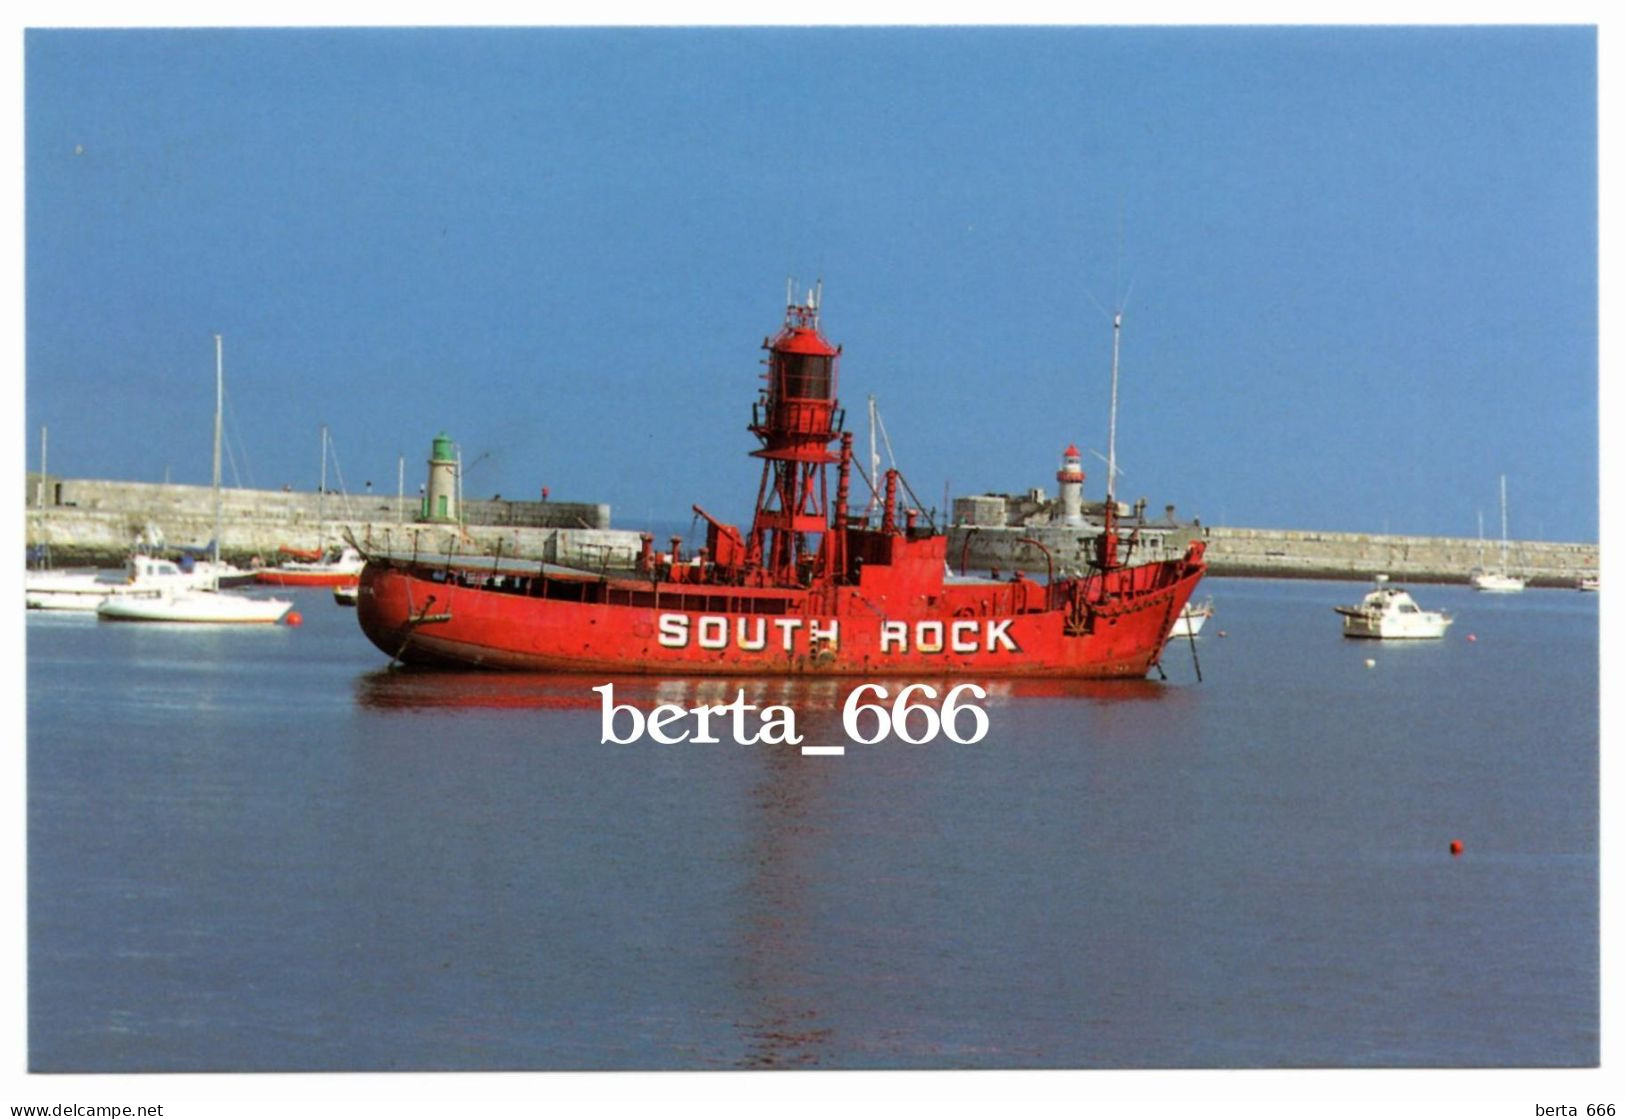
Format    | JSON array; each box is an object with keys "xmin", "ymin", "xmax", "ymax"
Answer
[
  {"xmin": 1449, "ymin": 840, "xmax": 1464, "ymax": 856},
  {"xmin": 286, "ymin": 611, "xmax": 303, "ymax": 627}
]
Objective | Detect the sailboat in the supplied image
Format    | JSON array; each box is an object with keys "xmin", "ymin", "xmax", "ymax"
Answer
[
  {"xmin": 1469, "ymin": 475, "xmax": 1526, "ymax": 593},
  {"xmin": 254, "ymin": 425, "xmax": 365, "ymax": 587},
  {"xmin": 25, "ymin": 425, "xmax": 237, "ymax": 610},
  {"xmin": 98, "ymin": 335, "xmax": 292, "ymax": 624}
]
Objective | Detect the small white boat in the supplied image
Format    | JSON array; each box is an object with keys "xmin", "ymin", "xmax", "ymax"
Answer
[
  {"xmin": 26, "ymin": 554, "xmax": 221, "ymax": 612},
  {"xmin": 24, "ymin": 568, "xmax": 113, "ymax": 611},
  {"xmin": 1469, "ymin": 570, "xmax": 1527, "ymax": 593},
  {"xmin": 97, "ymin": 587, "xmax": 292, "ymax": 624},
  {"xmin": 333, "ymin": 583, "xmax": 359, "ymax": 606},
  {"xmin": 1578, "ymin": 575, "xmax": 1599, "ymax": 592},
  {"xmin": 1335, "ymin": 575, "xmax": 1453, "ymax": 639},
  {"xmin": 181, "ymin": 551, "xmax": 256, "ymax": 588},
  {"xmin": 1470, "ymin": 475, "xmax": 1524, "ymax": 593},
  {"xmin": 1167, "ymin": 597, "xmax": 1213, "ymax": 639}
]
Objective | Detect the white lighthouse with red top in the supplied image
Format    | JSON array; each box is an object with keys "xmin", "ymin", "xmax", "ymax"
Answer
[{"xmin": 1057, "ymin": 443, "xmax": 1086, "ymax": 526}]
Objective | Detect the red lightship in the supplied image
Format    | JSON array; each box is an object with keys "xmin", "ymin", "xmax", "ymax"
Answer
[{"xmin": 356, "ymin": 291, "xmax": 1206, "ymax": 677}]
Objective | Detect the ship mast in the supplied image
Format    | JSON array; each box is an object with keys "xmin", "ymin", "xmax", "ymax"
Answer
[
  {"xmin": 1095, "ymin": 311, "xmax": 1123, "ymax": 570},
  {"xmin": 1107, "ymin": 312, "xmax": 1121, "ymax": 511},
  {"xmin": 866, "ymin": 394, "xmax": 880, "ymax": 517}
]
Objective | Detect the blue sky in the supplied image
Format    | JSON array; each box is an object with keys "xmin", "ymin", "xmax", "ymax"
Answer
[{"xmin": 24, "ymin": 26, "xmax": 1598, "ymax": 540}]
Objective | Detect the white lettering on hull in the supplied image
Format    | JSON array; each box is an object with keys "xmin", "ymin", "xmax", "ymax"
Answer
[{"xmin": 653, "ymin": 613, "xmax": 1022, "ymax": 655}]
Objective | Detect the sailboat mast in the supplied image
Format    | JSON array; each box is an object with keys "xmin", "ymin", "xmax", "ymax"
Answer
[
  {"xmin": 318, "ymin": 424, "xmax": 328, "ymax": 549},
  {"xmin": 212, "ymin": 334, "xmax": 224, "ymax": 567},
  {"xmin": 1499, "ymin": 474, "xmax": 1510, "ymax": 569}
]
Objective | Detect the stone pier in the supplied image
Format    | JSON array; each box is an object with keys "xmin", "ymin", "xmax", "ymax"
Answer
[{"xmin": 25, "ymin": 475, "xmax": 645, "ymax": 570}]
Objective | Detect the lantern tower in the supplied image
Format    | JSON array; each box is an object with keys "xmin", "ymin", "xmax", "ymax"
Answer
[{"xmin": 747, "ymin": 283, "xmax": 844, "ymax": 585}]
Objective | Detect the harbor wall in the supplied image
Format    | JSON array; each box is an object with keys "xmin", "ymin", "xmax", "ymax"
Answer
[
  {"xmin": 25, "ymin": 476, "xmax": 640, "ymax": 570},
  {"xmin": 26, "ymin": 475, "xmax": 1599, "ymax": 586},
  {"xmin": 950, "ymin": 523, "xmax": 1194, "ymax": 576},
  {"xmin": 1200, "ymin": 526, "xmax": 1597, "ymax": 587},
  {"xmin": 947, "ymin": 522, "xmax": 1596, "ymax": 588}
]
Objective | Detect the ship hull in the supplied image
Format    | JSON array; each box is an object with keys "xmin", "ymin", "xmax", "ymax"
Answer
[{"xmin": 356, "ymin": 559, "xmax": 1205, "ymax": 678}]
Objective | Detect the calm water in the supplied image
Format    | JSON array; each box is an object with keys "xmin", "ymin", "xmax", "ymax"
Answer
[{"xmin": 26, "ymin": 578, "xmax": 1598, "ymax": 1070}]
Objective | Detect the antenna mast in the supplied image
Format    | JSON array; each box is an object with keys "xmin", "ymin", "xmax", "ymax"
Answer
[{"xmin": 867, "ymin": 395, "xmax": 880, "ymax": 513}]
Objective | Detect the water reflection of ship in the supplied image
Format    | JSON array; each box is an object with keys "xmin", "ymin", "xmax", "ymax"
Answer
[
  {"xmin": 354, "ymin": 668, "xmax": 600, "ymax": 711},
  {"xmin": 351, "ymin": 666, "xmax": 1193, "ymax": 1067},
  {"xmin": 733, "ymin": 741, "xmax": 833, "ymax": 1068},
  {"xmin": 353, "ymin": 671, "xmax": 1176, "ymax": 713}
]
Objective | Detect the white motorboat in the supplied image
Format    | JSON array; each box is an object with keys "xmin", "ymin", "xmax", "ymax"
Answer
[
  {"xmin": 26, "ymin": 554, "xmax": 219, "ymax": 612},
  {"xmin": 1578, "ymin": 575, "xmax": 1599, "ymax": 592},
  {"xmin": 333, "ymin": 583, "xmax": 360, "ymax": 606},
  {"xmin": 1335, "ymin": 576, "xmax": 1453, "ymax": 639},
  {"xmin": 1470, "ymin": 475, "xmax": 1525, "ymax": 593},
  {"xmin": 1167, "ymin": 597, "xmax": 1213, "ymax": 639},
  {"xmin": 180, "ymin": 548, "xmax": 256, "ymax": 588},
  {"xmin": 97, "ymin": 587, "xmax": 291, "ymax": 624}
]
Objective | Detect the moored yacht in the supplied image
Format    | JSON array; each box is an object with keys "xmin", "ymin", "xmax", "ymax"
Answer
[
  {"xmin": 1469, "ymin": 570, "xmax": 1526, "ymax": 593},
  {"xmin": 26, "ymin": 554, "xmax": 220, "ymax": 612},
  {"xmin": 97, "ymin": 586, "xmax": 292, "ymax": 624},
  {"xmin": 1470, "ymin": 475, "xmax": 1525, "ymax": 593},
  {"xmin": 1335, "ymin": 575, "xmax": 1453, "ymax": 639}
]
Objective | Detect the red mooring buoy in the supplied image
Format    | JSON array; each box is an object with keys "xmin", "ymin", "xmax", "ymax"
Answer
[
  {"xmin": 1449, "ymin": 840, "xmax": 1464, "ymax": 857},
  {"xmin": 1466, "ymin": 633, "xmax": 1477, "ymax": 643},
  {"xmin": 286, "ymin": 611, "xmax": 303, "ymax": 627}
]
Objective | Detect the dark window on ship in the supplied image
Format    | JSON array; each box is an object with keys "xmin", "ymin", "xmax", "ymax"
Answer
[{"xmin": 777, "ymin": 352, "xmax": 831, "ymax": 400}]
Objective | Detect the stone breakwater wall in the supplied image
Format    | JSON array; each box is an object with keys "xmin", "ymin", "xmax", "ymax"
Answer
[
  {"xmin": 1201, "ymin": 526, "xmax": 1597, "ymax": 588},
  {"xmin": 25, "ymin": 477, "xmax": 1599, "ymax": 586},
  {"xmin": 946, "ymin": 522, "xmax": 1597, "ymax": 587},
  {"xmin": 949, "ymin": 523, "xmax": 1195, "ymax": 575},
  {"xmin": 26, "ymin": 477, "xmax": 642, "ymax": 570}
]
